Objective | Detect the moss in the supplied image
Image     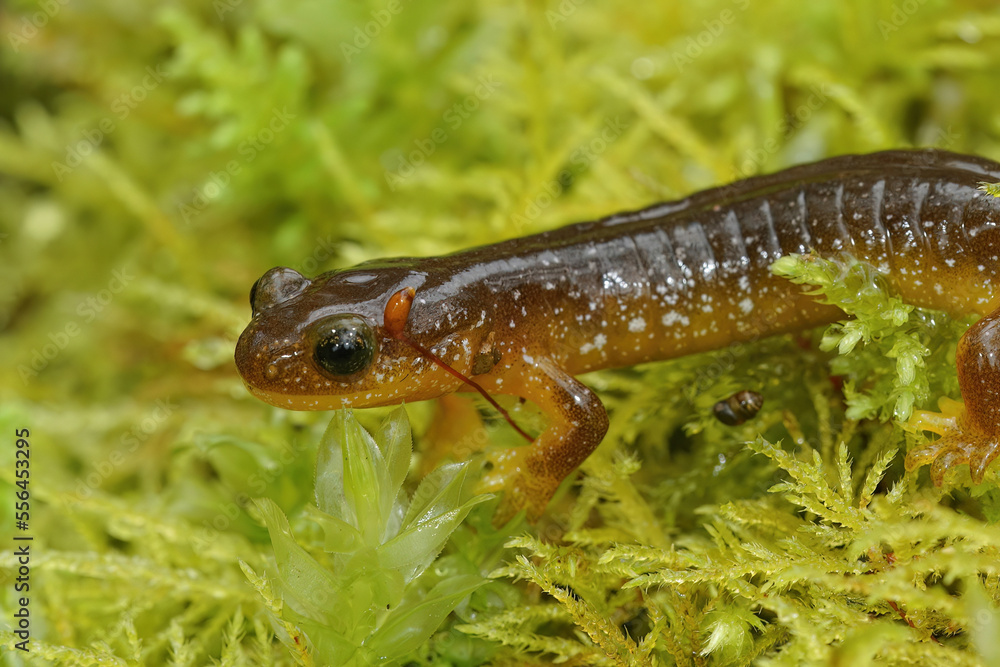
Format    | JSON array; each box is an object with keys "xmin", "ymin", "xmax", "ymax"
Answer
[{"xmin": 3, "ymin": 0, "xmax": 1000, "ymax": 664}]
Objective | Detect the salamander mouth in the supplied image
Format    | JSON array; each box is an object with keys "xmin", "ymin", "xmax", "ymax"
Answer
[
  {"xmin": 240, "ymin": 379, "xmax": 414, "ymax": 411},
  {"xmin": 240, "ymin": 382, "xmax": 356, "ymax": 410}
]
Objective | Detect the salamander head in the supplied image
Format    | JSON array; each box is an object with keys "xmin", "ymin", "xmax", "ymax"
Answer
[{"xmin": 235, "ymin": 265, "xmax": 462, "ymax": 410}]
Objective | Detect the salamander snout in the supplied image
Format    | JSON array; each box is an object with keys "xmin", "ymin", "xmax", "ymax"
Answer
[{"xmin": 249, "ymin": 267, "xmax": 309, "ymax": 316}]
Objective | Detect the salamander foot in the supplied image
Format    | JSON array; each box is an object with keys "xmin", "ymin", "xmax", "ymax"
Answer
[
  {"xmin": 477, "ymin": 447, "xmax": 560, "ymax": 525},
  {"xmin": 905, "ymin": 397, "xmax": 1000, "ymax": 485}
]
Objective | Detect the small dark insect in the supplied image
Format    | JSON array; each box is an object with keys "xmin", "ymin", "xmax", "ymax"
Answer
[{"xmin": 713, "ymin": 390, "xmax": 764, "ymax": 426}]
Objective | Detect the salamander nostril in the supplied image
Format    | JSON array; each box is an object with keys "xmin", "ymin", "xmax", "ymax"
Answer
[{"xmin": 250, "ymin": 267, "xmax": 310, "ymax": 315}]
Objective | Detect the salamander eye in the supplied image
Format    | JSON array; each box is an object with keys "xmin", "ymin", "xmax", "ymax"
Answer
[{"xmin": 312, "ymin": 315, "xmax": 377, "ymax": 377}]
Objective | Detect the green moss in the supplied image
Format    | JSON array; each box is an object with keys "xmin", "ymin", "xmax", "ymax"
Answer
[
  {"xmin": 4, "ymin": 0, "xmax": 1000, "ymax": 664},
  {"xmin": 245, "ymin": 409, "xmax": 489, "ymax": 665}
]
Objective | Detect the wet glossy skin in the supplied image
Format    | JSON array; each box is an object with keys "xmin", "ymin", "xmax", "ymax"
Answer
[{"xmin": 236, "ymin": 149, "xmax": 1000, "ymax": 522}]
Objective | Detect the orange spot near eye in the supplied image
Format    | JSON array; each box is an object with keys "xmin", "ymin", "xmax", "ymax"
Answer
[{"xmin": 384, "ymin": 286, "xmax": 415, "ymax": 337}]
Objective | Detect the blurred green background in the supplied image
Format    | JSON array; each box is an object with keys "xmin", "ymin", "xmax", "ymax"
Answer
[{"xmin": 2, "ymin": 0, "xmax": 1000, "ymax": 664}]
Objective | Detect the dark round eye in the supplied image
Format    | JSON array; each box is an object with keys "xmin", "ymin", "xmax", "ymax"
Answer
[{"xmin": 312, "ymin": 315, "xmax": 376, "ymax": 377}]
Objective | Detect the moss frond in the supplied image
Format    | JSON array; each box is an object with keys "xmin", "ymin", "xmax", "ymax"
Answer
[
  {"xmin": 250, "ymin": 409, "xmax": 490, "ymax": 666},
  {"xmin": 773, "ymin": 254, "xmax": 967, "ymax": 423},
  {"xmin": 979, "ymin": 181, "xmax": 1000, "ymax": 197}
]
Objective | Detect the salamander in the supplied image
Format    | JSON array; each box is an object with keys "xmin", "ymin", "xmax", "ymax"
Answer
[{"xmin": 235, "ymin": 149, "xmax": 1000, "ymax": 522}]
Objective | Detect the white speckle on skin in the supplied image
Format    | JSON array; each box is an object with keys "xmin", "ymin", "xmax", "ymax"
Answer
[
  {"xmin": 739, "ymin": 298, "xmax": 754, "ymax": 314},
  {"xmin": 628, "ymin": 316, "xmax": 646, "ymax": 332},
  {"xmin": 662, "ymin": 311, "xmax": 690, "ymax": 327}
]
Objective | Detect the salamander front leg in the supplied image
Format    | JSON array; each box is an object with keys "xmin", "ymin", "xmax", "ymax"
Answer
[
  {"xmin": 906, "ymin": 305, "xmax": 1000, "ymax": 484},
  {"xmin": 476, "ymin": 358, "xmax": 609, "ymax": 524}
]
